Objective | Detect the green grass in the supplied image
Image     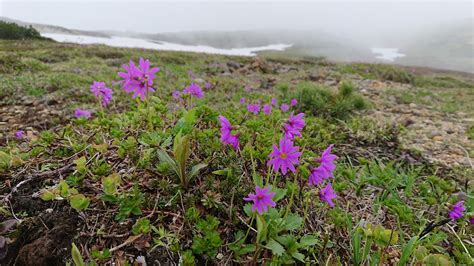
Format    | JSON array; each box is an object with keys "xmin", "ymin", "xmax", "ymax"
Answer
[{"xmin": 0, "ymin": 40, "xmax": 472, "ymax": 265}]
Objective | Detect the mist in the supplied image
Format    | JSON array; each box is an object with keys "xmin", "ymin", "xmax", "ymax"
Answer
[{"xmin": 1, "ymin": 1, "xmax": 472, "ymax": 46}]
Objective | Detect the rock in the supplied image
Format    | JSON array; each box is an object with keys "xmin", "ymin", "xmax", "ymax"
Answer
[
  {"xmin": 432, "ymin": 136, "xmax": 443, "ymax": 141},
  {"xmin": 227, "ymin": 61, "xmax": 242, "ymax": 70},
  {"xmin": 409, "ymin": 103, "xmax": 417, "ymax": 108}
]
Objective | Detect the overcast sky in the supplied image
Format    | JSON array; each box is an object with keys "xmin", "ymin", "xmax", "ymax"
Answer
[{"xmin": 1, "ymin": 1, "xmax": 472, "ymax": 37}]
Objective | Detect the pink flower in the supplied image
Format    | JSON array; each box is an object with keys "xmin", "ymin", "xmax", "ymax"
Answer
[
  {"xmin": 290, "ymin": 98, "xmax": 298, "ymax": 106},
  {"xmin": 183, "ymin": 83, "xmax": 204, "ymax": 98},
  {"xmin": 118, "ymin": 58, "xmax": 159, "ymax": 101},
  {"xmin": 282, "ymin": 112, "xmax": 305, "ymax": 140},
  {"xmin": 15, "ymin": 130, "xmax": 24, "ymax": 139},
  {"xmin": 240, "ymin": 97, "xmax": 246, "ymax": 104},
  {"xmin": 271, "ymin": 98, "xmax": 278, "ymax": 106},
  {"xmin": 280, "ymin": 103, "xmax": 289, "ymax": 112},
  {"xmin": 469, "ymin": 216, "xmax": 474, "ymax": 225},
  {"xmin": 74, "ymin": 108, "xmax": 92, "ymax": 119},
  {"xmin": 267, "ymin": 137, "xmax": 302, "ymax": 175},
  {"xmin": 309, "ymin": 144, "xmax": 337, "ymax": 185},
  {"xmin": 449, "ymin": 201, "xmax": 465, "ymax": 220},
  {"xmin": 319, "ymin": 182, "xmax": 337, "ymax": 207},
  {"xmin": 243, "ymin": 186, "xmax": 276, "ymax": 215},
  {"xmin": 247, "ymin": 103, "xmax": 260, "ymax": 114},
  {"xmin": 90, "ymin": 81, "xmax": 113, "ymax": 106},
  {"xmin": 218, "ymin": 115, "xmax": 239, "ymax": 150},
  {"xmin": 263, "ymin": 104, "xmax": 272, "ymax": 115},
  {"xmin": 205, "ymin": 82, "xmax": 212, "ymax": 89},
  {"xmin": 245, "ymin": 85, "xmax": 252, "ymax": 92}
]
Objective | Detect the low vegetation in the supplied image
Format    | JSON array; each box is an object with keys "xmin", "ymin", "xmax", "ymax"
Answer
[{"xmin": 0, "ymin": 40, "xmax": 472, "ymax": 265}]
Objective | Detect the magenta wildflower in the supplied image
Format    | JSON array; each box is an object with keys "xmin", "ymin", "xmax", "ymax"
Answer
[
  {"xmin": 271, "ymin": 98, "xmax": 278, "ymax": 106},
  {"xmin": 469, "ymin": 216, "xmax": 474, "ymax": 225},
  {"xmin": 183, "ymin": 83, "xmax": 204, "ymax": 98},
  {"xmin": 290, "ymin": 98, "xmax": 298, "ymax": 106},
  {"xmin": 449, "ymin": 201, "xmax": 465, "ymax": 220},
  {"xmin": 319, "ymin": 182, "xmax": 337, "ymax": 207},
  {"xmin": 263, "ymin": 104, "xmax": 272, "ymax": 115},
  {"xmin": 118, "ymin": 57, "xmax": 159, "ymax": 101},
  {"xmin": 15, "ymin": 130, "xmax": 25, "ymax": 139},
  {"xmin": 243, "ymin": 186, "xmax": 276, "ymax": 215},
  {"xmin": 172, "ymin": 90, "xmax": 181, "ymax": 100},
  {"xmin": 247, "ymin": 103, "xmax": 260, "ymax": 114},
  {"xmin": 240, "ymin": 97, "xmax": 246, "ymax": 104},
  {"xmin": 280, "ymin": 103, "xmax": 289, "ymax": 112},
  {"xmin": 282, "ymin": 112, "xmax": 305, "ymax": 140},
  {"xmin": 218, "ymin": 115, "xmax": 239, "ymax": 150},
  {"xmin": 74, "ymin": 108, "xmax": 92, "ymax": 119},
  {"xmin": 90, "ymin": 81, "xmax": 113, "ymax": 106},
  {"xmin": 309, "ymin": 144, "xmax": 337, "ymax": 186},
  {"xmin": 267, "ymin": 137, "xmax": 302, "ymax": 175}
]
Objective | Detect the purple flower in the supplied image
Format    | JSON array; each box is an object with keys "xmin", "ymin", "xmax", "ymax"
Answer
[
  {"xmin": 271, "ymin": 98, "xmax": 278, "ymax": 106},
  {"xmin": 183, "ymin": 83, "xmax": 204, "ymax": 98},
  {"xmin": 245, "ymin": 85, "xmax": 252, "ymax": 92},
  {"xmin": 309, "ymin": 144, "xmax": 337, "ymax": 186},
  {"xmin": 319, "ymin": 182, "xmax": 337, "ymax": 207},
  {"xmin": 90, "ymin": 81, "xmax": 113, "ymax": 107},
  {"xmin": 118, "ymin": 57, "xmax": 159, "ymax": 101},
  {"xmin": 449, "ymin": 201, "xmax": 465, "ymax": 220},
  {"xmin": 280, "ymin": 103, "xmax": 289, "ymax": 112},
  {"xmin": 218, "ymin": 115, "xmax": 239, "ymax": 150},
  {"xmin": 263, "ymin": 104, "xmax": 272, "ymax": 115},
  {"xmin": 172, "ymin": 90, "xmax": 181, "ymax": 100},
  {"xmin": 282, "ymin": 112, "xmax": 305, "ymax": 140},
  {"xmin": 267, "ymin": 137, "xmax": 302, "ymax": 175},
  {"xmin": 205, "ymin": 82, "xmax": 212, "ymax": 89},
  {"xmin": 247, "ymin": 103, "xmax": 260, "ymax": 114},
  {"xmin": 74, "ymin": 108, "xmax": 92, "ymax": 119},
  {"xmin": 15, "ymin": 130, "xmax": 25, "ymax": 139},
  {"xmin": 240, "ymin": 97, "xmax": 246, "ymax": 104},
  {"xmin": 243, "ymin": 186, "xmax": 276, "ymax": 215},
  {"xmin": 469, "ymin": 216, "xmax": 474, "ymax": 225},
  {"xmin": 290, "ymin": 98, "xmax": 298, "ymax": 106}
]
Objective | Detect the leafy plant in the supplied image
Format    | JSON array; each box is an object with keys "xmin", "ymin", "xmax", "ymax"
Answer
[
  {"xmin": 191, "ymin": 215, "xmax": 222, "ymax": 259},
  {"xmin": 157, "ymin": 131, "xmax": 207, "ymax": 188}
]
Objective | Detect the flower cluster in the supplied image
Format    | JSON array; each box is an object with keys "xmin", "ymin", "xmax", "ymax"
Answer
[
  {"xmin": 282, "ymin": 112, "xmax": 305, "ymax": 140},
  {"xmin": 244, "ymin": 186, "xmax": 276, "ymax": 215},
  {"xmin": 309, "ymin": 145, "xmax": 337, "ymax": 186},
  {"xmin": 90, "ymin": 81, "xmax": 113, "ymax": 106},
  {"xmin": 247, "ymin": 103, "xmax": 260, "ymax": 114},
  {"xmin": 118, "ymin": 57, "xmax": 159, "ymax": 101},
  {"xmin": 218, "ymin": 115, "xmax": 240, "ymax": 150},
  {"xmin": 172, "ymin": 83, "xmax": 204, "ymax": 101},
  {"xmin": 15, "ymin": 130, "xmax": 24, "ymax": 139},
  {"xmin": 75, "ymin": 108, "xmax": 92, "ymax": 119}
]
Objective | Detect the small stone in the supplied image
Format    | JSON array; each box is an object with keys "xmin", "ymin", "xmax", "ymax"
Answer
[{"xmin": 432, "ymin": 136, "xmax": 443, "ymax": 141}]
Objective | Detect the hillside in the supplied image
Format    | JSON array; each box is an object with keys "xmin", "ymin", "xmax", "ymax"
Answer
[{"xmin": 0, "ymin": 40, "xmax": 473, "ymax": 265}]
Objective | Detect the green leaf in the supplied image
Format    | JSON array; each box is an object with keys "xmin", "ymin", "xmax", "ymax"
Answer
[
  {"xmin": 71, "ymin": 243, "xmax": 85, "ymax": 266},
  {"xmin": 273, "ymin": 187, "xmax": 287, "ymax": 202},
  {"xmin": 74, "ymin": 156, "xmax": 87, "ymax": 174},
  {"xmin": 398, "ymin": 236, "xmax": 418, "ymax": 266},
  {"xmin": 243, "ymin": 204, "xmax": 253, "ymax": 217},
  {"xmin": 132, "ymin": 218, "xmax": 151, "ymax": 235},
  {"xmin": 282, "ymin": 214, "xmax": 303, "ymax": 231},
  {"xmin": 423, "ymin": 254, "xmax": 451, "ymax": 266},
  {"xmin": 157, "ymin": 150, "xmax": 179, "ymax": 175},
  {"xmin": 70, "ymin": 194, "xmax": 90, "ymax": 211},
  {"xmin": 292, "ymin": 252, "xmax": 305, "ymax": 262},
  {"xmin": 102, "ymin": 173, "xmax": 121, "ymax": 195},
  {"xmin": 189, "ymin": 163, "xmax": 207, "ymax": 178},
  {"xmin": 0, "ymin": 151, "xmax": 11, "ymax": 170},
  {"xmin": 256, "ymin": 215, "xmax": 267, "ymax": 244},
  {"xmin": 59, "ymin": 180, "xmax": 71, "ymax": 198},
  {"xmin": 40, "ymin": 189, "xmax": 57, "ymax": 201},
  {"xmin": 265, "ymin": 238, "xmax": 285, "ymax": 256},
  {"xmin": 300, "ymin": 235, "xmax": 319, "ymax": 247}
]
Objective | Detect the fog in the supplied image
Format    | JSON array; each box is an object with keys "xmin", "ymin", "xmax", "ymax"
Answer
[{"xmin": 1, "ymin": 1, "xmax": 472, "ymax": 46}]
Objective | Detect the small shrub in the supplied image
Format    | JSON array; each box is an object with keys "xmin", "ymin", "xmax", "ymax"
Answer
[
  {"xmin": 293, "ymin": 82, "xmax": 366, "ymax": 119},
  {"xmin": 0, "ymin": 21, "xmax": 46, "ymax": 40}
]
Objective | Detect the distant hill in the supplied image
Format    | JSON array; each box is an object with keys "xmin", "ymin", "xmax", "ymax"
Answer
[
  {"xmin": 398, "ymin": 18, "xmax": 473, "ymax": 73},
  {"xmin": 0, "ymin": 17, "xmax": 110, "ymax": 38}
]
